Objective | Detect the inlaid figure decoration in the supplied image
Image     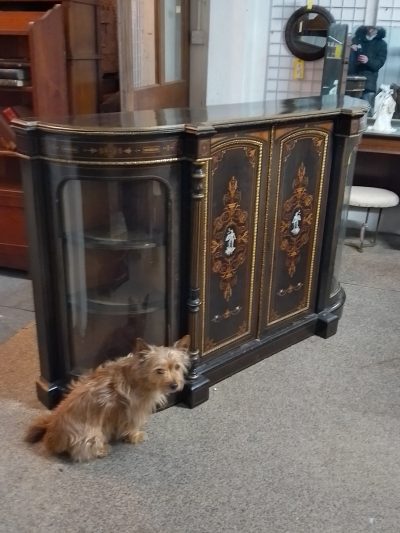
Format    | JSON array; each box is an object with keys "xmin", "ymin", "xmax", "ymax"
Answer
[{"xmin": 369, "ymin": 84, "xmax": 397, "ymax": 133}]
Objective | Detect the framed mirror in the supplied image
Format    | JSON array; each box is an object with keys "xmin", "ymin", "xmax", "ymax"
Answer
[{"xmin": 285, "ymin": 6, "xmax": 335, "ymax": 61}]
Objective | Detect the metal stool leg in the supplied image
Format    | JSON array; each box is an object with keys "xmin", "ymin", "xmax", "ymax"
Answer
[
  {"xmin": 359, "ymin": 207, "xmax": 370, "ymax": 252},
  {"xmin": 371, "ymin": 207, "xmax": 383, "ymax": 245},
  {"xmin": 345, "ymin": 206, "xmax": 383, "ymax": 252}
]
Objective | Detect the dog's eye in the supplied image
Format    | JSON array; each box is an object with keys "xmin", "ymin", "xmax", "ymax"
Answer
[
  {"xmin": 174, "ymin": 364, "xmax": 181, "ymax": 370},
  {"xmin": 156, "ymin": 368, "xmax": 165, "ymax": 375}
]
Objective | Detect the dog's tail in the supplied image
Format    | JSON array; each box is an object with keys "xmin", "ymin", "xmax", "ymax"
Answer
[{"xmin": 25, "ymin": 413, "xmax": 52, "ymax": 443}]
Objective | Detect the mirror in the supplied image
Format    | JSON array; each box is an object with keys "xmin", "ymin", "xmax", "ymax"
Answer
[
  {"xmin": 345, "ymin": 23, "xmax": 400, "ymax": 118},
  {"xmin": 285, "ymin": 6, "xmax": 335, "ymax": 61}
]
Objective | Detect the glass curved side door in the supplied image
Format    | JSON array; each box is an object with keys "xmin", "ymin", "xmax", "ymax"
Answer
[
  {"xmin": 60, "ymin": 177, "xmax": 172, "ymax": 373},
  {"xmin": 330, "ymin": 144, "xmax": 359, "ymax": 299}
]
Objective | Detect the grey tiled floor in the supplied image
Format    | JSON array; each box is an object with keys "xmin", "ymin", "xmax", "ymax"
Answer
[{"xmin": 0, "ymin": 269, "xmax": 34, "ymax": 343}]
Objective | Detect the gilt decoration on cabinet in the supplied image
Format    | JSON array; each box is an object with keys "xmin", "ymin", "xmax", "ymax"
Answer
[
  {"xmin": 266, "ymin": 128, "xmax": 331, "ymax": 327},
  {"xmin": 41, "ymin": 137, "xmax": 182, "ymax": 163},
  {"xmin": 211, "ymin": 176, "xmax": 249, "ymax": 302},
  {"xmin": 280, "ymin": 161, "xmax": 314, "ymax": 278},
  {"xmin": 202, "ymin": 139, "xmax": 264, "ymax": 356}
]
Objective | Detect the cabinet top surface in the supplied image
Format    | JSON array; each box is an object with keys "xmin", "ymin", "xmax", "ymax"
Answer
[{"xmin": 14, "ymin": 96, "xmax": 368, "ymax": 134}]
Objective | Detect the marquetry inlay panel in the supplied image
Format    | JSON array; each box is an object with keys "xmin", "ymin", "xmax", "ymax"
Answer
[
  {"xmin": 40, "ymin": 135, "xmax": 183, "ymax": 163},
  {"xmin": 201, "ymin": 138, "xmax": 265, "ymax": 356},
  {"xmin": 263, "ymin": 126, "xmax": 331, "ymax": 327}
]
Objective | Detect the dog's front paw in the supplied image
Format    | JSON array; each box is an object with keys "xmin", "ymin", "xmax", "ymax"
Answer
[
  {"xmin": 95, "ymin": 443, "xmax": 111, "ymax": 458},
  {"xmin": 125, "ymin": 430, "xmax": 147, "ymax": 445}
]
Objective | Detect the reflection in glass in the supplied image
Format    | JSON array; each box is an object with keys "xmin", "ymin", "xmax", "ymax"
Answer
[
  {"xmin": 331, "ymin": 163, "xmax": 354, "ymax": 297},
  {"xmin": 330, "ymin": 200, "xmax": 349, "ymax": 297},
  {"xmin": 163, "ymin": 0, "xmax": 182, "ymax": 82},
  {"xmin": 62, "ymin": 179, "xmax": 167, "ymax": 372},
  {"xmin": 131, "ymin": 0, "xmax": 182, "ymax": 87},
  {"xmin": 133, "ymin": 0, "xmax": 156, "ymax": 87},
  {"xmin": 296, "ymin": 13, "xmax": 328, "ymax": 50},
  {"xmin": 377, "ymin": 26, "xmax": 400, "ymax": 87}
]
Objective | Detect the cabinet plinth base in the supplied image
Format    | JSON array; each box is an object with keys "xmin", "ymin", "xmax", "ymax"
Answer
[
  {"xmin": 181, "ymin": 374, "xmax": 210, "ymax": 408},
  {"xmin": 316, "ymin": 311, "xmax": 339, "ymax": 339},
  {"xmin": 316, "ymin": 286, "xmax": 346, "ymax": 339},
  {"xmin": 36, "ymin": 378, "xmax": 66, "ymax": 410}
]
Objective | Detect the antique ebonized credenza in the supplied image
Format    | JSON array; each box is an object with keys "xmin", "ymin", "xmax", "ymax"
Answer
[{"xmin": 13, "ymin": 96, "xmax": 368, "ymax": 408}]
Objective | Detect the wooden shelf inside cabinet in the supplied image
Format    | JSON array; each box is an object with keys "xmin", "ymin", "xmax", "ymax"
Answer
[
  {"xmin": 83, "ymin": 229, "xmax": 165, "ymax": 251},
  {"xmin": 0, "ymin": 150, "xmax": 23, "ymax": 158},
  {"xmin": 0, "ymin": 4, "xmax": 68, "ymax": 270},
  {"xmin": 64, "ymin": 230, "xmax": 165, "ymax": 251},
  {"xmin": 0, "ymin": 86, "xmax": 33, "ymax": 93},
  {"xmin": 0, "ymin": 12, "xmax": 45, "ymax": 35},
  {"xmin": 69, "ymin": 287, "xmax": 165, "ymax": 317}
]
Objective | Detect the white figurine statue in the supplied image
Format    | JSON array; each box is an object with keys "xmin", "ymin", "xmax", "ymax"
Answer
[
  {"xmin": 291, "ymin": 210, "xmax": 301, "ymax": 236},
  {"xmin": 328, "ymin": 80, "xmax": 338, "ymax": 95},
  {"xmin": 370, "ymin": 84, "xmax": 396, "ymax": 133}
]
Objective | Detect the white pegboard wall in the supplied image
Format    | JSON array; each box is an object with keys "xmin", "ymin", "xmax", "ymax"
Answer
[{"xmin": 263, "ymin": 1, "xmax": 400, "ymax": 101}]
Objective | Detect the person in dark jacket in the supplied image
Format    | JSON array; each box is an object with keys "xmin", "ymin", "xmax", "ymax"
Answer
[{"xmin": 348, "ymin": 26, "xmax": 388, "ymax": 109}]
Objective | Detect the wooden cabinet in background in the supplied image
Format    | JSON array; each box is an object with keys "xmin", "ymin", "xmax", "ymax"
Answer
[
  {"xmin": 0, "ymin": 5, "xmax": 68, "ymax": 270},
  {"xmin": 62, "ymin": 0, "xmax": 101, "ymax": 115},
  {"xmin": 1, "ymin": 0, "xmax": 102, "ymax": 114},
  {"xmin": 0, "ymin": 0, "xmax": 103, "ymax": 270}
]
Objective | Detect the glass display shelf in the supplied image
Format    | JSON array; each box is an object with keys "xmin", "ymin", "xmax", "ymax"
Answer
[
  {"xmin": 69, "ymin": 287, "xmax": 165, "ymax": 317},
  {"xmin": 64, "ymin": 228, "xmax": 165, "ymax": 250}
]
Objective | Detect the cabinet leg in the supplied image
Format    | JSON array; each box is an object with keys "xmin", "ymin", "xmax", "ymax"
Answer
[
  {"xmin": 315, "ymin": 312, "xmax": 339, "ymax": 339},
  {"xmin": 36, "ymin": 378, "xmax": 67, "ymax": 409},
  {"xmin": 180, "ymin": 374, "xmax": 210, "ymax": 408}
]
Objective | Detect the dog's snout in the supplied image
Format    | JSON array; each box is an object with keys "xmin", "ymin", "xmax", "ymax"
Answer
[{"xmin": 169, "ymin": 382, "xmax": 178, "ymax": 391}]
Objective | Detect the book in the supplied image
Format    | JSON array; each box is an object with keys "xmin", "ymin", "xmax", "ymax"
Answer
[
  {"xmin": 0, "ymin": 106, "xmax": 31, "ymax": 151},
  {"xmin": 0, "ymin": 114, "xmax": 16, "ymax": 151},
  {"xmin": 0, "ymin": 79, "xmax": 30, "ymax": 87},
  {"xmin": 1, "ymin": 105, "xmax": 31, "ymax": 123},
  {"xmin": 0, "ymin": 67, "xmax": 30, "ymax": 80},
  {"xmin": 2, "ymin": 107, "xmax": 19, "ymax": 122}
]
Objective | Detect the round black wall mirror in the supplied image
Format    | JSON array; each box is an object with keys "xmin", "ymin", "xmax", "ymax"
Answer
[{"xmin": 285, "ymin": 6, "xmax": 335, "ymax": 61}]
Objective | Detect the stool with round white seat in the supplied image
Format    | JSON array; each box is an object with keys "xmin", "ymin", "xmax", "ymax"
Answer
[{"xmin": 347, "ymin": 186, "xmax": 399, "ymax": 251}]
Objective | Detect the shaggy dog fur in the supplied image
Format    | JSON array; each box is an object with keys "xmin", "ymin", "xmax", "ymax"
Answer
[{"xmin": 25, "ymin": 336, "xmax": 190, "ymax": 461}]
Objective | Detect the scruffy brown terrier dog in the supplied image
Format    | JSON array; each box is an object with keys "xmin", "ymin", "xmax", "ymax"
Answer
[{"xmin": 25, "ymin": 335, "xmax": 190, "ymax": 461}]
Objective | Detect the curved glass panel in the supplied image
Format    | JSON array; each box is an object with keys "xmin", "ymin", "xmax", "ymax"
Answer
[{"xmin": 61, "ymin": 179, "xmax": 167, "ymax": 372}]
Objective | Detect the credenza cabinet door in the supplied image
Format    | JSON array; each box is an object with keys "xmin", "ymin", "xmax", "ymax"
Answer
[
  {"xmin": 200, "ymin": 135, "xmax": 268, "ymax": 357},
  {"xmin": 259, "ymin": 123, "xmax": 332, "ymax": 332},
  {"xmin": 48, "ymin": 164, "xmax": 182, "ymax": 376}
]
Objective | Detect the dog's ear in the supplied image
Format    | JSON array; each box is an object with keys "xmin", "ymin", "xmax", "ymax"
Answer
[
  {"xmin": 173, "ymin": 334, "xmax": 190, "ymax": 352},
  {"xmin": 135, "ymin": 338, "xmax": 151, "ymax": 361}
]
